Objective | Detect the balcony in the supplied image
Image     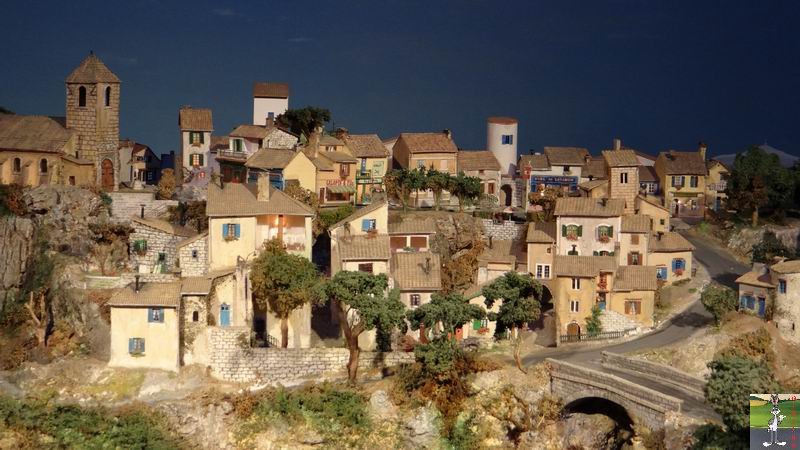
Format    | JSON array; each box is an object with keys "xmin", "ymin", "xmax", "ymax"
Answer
[{"xmin": 217, "ymin": 149, "xmax": 247, "ymax": 160}]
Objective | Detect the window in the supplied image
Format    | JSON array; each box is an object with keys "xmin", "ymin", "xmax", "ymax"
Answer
[
  {"xmin": 597, "ymin": 225, "xmax": 613, "ymax": 242},
  {"xmin": 39, "ymin": 158, "xmax": 48, "ymax": 174},
  {"xmin": 535, "ymin": 264, "xmax": 551, "ymax": 279},
  {"xmin": 360, "ymin": 159, "xmax": 367, "ymax": 175},
  {"xmin": 390, "ymin": 236, "xmax": 407, "ymax": 250},
  {"xmin": 233, "ymin": 139, "xmax": 243, "ymax": 152},
  {"xmin": 631, "ymin": 234, "xmax": 640, "ymax": 245},
  {"xmin": 191, "ymin": 249, "xmax": 198, "ymax": 259},
  {"xmin": 133, "ymin": 239, "xmax": 147, "ymax": 254},
  {"xmin": 12, "ymin": 158, "xmax": 21, "ymax": 173},
  {"xmin": 571, "ymin": 278, "xmax": 581, "ymax": 290},
  {"xmin": 656, "ymin": 266, "xmax": 667, "ymax": 280},
  {"xmin": 689, "ymin": 176, "xmax": 698, "ymax": 188},
  {"xmin": 672, "ymin": 176, "xmax": 684, "ymax": 187},
  {"xmin": 361, "ymin": 218, "xmax": 376, "ymax": 232},
  {"xmin": 440, "ymin": 159, "xmax": 449, "ymax": 171},
  {"xmin": 410, "ymin": 294, "xmax": 421, "ymax": 307},
  {"xmin": 78, "ymin": 86, "xmax": 86, "ymax": 107},
  {"xmin": 190, "ymin": 153, "xmax": 204, "ymax": 167},
  {"xmin": 570, "ymin": 300, "xmax": 580, "ymax": 313},
  {"xmin": 192, "ymin": 311, "xmax": 199, "ymax": 322},
  {"xmin": 417, "ymin": 160, "xmax": 425, "ymax": 169},
  {"xmin": 501, "ymin": 135, "xmax": 513, "ymax": 145},
  {"xmin": 223, "ymin": 223, "xmax": 241, "ymax": 240},
  {"xmin": 190, "ymin": 132, "xmax": 204, "ymax": 145},
  {"xmin": 779, "ymin": 279, "xmax": 787, "ymax": 294},
  {"xmin": 358, "ymin": 263, "xmax": 374, "ymax": 273},
  {"xmin": 563, "ymin": 165, "xmax": 571, "ymax": 174},
  {"xmin": 620, "ymin": 172, "xmax": 628, "ymax": 184},
  {"xmin": 340, "ymin": 163, "xmax": 350, "ymax": 178},
  {"xmin": 68, "ymin": 176, "xmax": 76, "ymax": 186},
  {"xmin": 410, "ymin": 236, "xmax": 428, "ymax": 249},
  {"xmin": 268, "ymin": 112, "xmax": 275, "ymax": 120},
  {"xmin": 628, "ymin": 252, "xmax": 641, "ymax": 266},
  {"xmin": 128, "ymin": 337, "xmax": 145, "ymax": 355},
  {"xmin": 659, "ymin": 219, "xmax": 665, "ymax": 226},
  {"xmin": 148, "ymin": 308, "xmax": 164, "ymax": 323},
  {"xmin": 105, "ymin": 86, "xmax": 111, "ymax": 107},
  {"xmin": 562, "ymin": 224, "xmax": 582, "ymax": 240},
  {"xmin": 624, "ymin": 300, "xmax": 641, "ymax": 315},
  {"xmin": 672, "ymin": 258, "xmax": 686, "ymax": 273},
  {"xmin": 487, "ymin": 182, "xmax": 495, "ymax": 194}
]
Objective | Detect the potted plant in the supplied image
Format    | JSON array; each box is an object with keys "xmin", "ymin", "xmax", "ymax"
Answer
[{"xmin": 133, "ymin": 240, "xmax": 147, "ymax": 256}]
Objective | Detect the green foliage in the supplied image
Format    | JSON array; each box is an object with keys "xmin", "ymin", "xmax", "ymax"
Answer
[
  {"xmin": 0, "ymin": 183, "xmax": 27, "ymax": 217},
  {"xmin": 705, "ymin": 354, "xmax": 779, "ymax": 435},
  {"xmin": 691, "ymin": 423, "xmax": 747, "ymax": 450},
  {"xmin": 167, "ymin": 200, "xmax": 208, "ymax": 233},
  {"xmin": 318, "ymin": 204, "xmax": 355, "ymax": 230},
  {"xmin": 448, "ymin": 171, "xmax": 482, "ymax": 212},
  {"xmin": 99, "ymin": 191, "xmax": 112, "ymax": 208},
  {"xmin": 157, "ymin": 168, "xmax": 177, "ymax": 200},
  {"xmin": 384, "ymin": 169, "xmax": 412, "ymax": 210},
  {"xmin": 406, "ymin": 291, "xmax": 485, "ymax": 340},
  {"xmin": 726, "ymin": 146, "xmax": 796, "ymax": 226},
  {"xmin": 425, "ymin": 169, "xmax": 451, "ymax": 210},
  {"xmin": 414, "ymin": 337, "xmax": 463, "ymax": 375},
  {"xmin": 700, "ymin": 283, "xmax": 738, "ymax": 325},
  {"xmin": 0, "ymin": 395, "xmax": 181, "ymax": 449},
  {"xmin": 0, "ymin": 106, "xmax": 14, "ymax": 114},
  {"xmin": 585, "ymin": 304, "xmax": 602, "ymax": 337},
  {"xmin": 248, "ymin": 383, "xmax": 369, "ymax": 431},
  {"xmin": 445, "ymin": 413, "xmax": 480, "ymax": 450},
  {"xmin": 751, "ymin": 230, "xmax": 794, "ymax": 263},
  {"xmin": 276, "ymin": 106, "xmax": 331, "ymax": 138}
]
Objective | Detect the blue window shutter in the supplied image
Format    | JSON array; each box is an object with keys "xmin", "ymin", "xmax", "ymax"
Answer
[
  {"xmin": 128, "ymin": 338, "xmax": 134, "ymax": 353},
  {"xmin": 234, "ymin": 224, "xmax": 241, "ymax": 238},
  {"xmin": 362, "ymin": 219, "xmax": 370, "ymax": 231},
  {"xmin": 222, "ymin": 223, "xmax": 228, "ymax": 236},
  {"xmin": 672, "ymin": 259, "xmax": 677, "ymax": 271}
]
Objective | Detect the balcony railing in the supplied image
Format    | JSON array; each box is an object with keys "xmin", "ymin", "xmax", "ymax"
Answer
[{"xmin": 217, "ymin": 149, "xmax": 247, "ymax": 160}]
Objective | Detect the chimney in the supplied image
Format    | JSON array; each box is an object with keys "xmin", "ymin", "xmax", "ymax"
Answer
[
  {"xmin": 698, "ymin": 141, "xmax": 707, "ymax": 161},
  {"xmin": 443, "ymin": 129, "xmax": 452, "ymax": 140},
  {"xmin": 668, "ymin": 150, "xmax": 676, "ymax": 159},
  {"xmin": 140, "ymin": 204, "xmax": 146, "ymax": 219},
  {"xmin": 134, "ymin": 275, "xmax": 140, "ymax": 293},
  {"xmin": 265, "ymin": 116, "xmax": 275, "ymax": 129},
  {"xmin": 335, "ymin": 127, "xmax": 349, "ymax": 140},
  {"xmin": 584, "ymin": 154, "xmax": 592, "ymax": 164},
  {"xmin": 613, "ymin": 138, "xmax": 622, "ymax": 151},
  {"xmin": 424, "ymin": 256, "xmax": 431, "ymax": 274},
  {"xmin": 308, "ymin": 128, "xmax": 322, "ymax": 157},
  {"xmin": 257, "ymin": 172, "xmax": 270, "ymax": 201}
]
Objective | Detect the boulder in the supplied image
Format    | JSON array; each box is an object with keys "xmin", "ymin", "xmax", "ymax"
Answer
[
  {"xmin": 368, "ymin": 389, "xmax": 398, "ymax": 421},
  {"xmin": 561, "ymin": 413, "xmax": 618, "ymax": 449},
  {"xmin": 403, "ymin": 405, "xmax": 440, "ymax": 448},
  {"xmin": 469, "ymin": 370, "xmax": 503, "ymax": 394}
]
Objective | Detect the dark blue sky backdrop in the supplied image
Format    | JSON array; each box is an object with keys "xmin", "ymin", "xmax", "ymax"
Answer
[{"xmin": 2, "ymin": 0, "xmax": 799, "ymax": 159}]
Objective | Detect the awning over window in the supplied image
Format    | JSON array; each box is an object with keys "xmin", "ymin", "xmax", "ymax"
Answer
[{"xmin": 328, "ymin": 184, "xmax": 355, "ymax": 194}]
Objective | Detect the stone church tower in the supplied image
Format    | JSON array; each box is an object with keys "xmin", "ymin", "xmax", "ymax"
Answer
[
  {"xmin": 65, "ymin": 52, "xmax": 121, "ymax": 190},
  {"xmin": 602, "ymin": 148, "xmax": 640, "ymax": 214}
]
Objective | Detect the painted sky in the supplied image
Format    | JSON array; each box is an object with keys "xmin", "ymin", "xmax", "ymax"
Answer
[{"xmin": 1, "ymin": 0, "xmax": 799, "ymax": 159}]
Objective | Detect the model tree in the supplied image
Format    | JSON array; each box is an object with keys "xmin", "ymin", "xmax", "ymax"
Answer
[
  {"xmin": 528, "ymin": 186, "xmax": 564, "ymax": 222},
  {"xmin": 250, "ymin": 242, "xmax": 324, "ymax": 348},
  {"xmin": 482, "ymin": 272, "xmax": 542, "ymax": 373},
  {"xmin": 726, "ymin": 146, "xmax": 795, "ymax": 226},
  {"xmin": 276, "ymin": 106, "xmax": 331, "ymax": 138},
  {"xmin": 157, "ymin": 168, "xmax": 177, "ymax": 200},
  {"xmin": 406, "ymin": 291, "xmax": 484, "ymax": 341},
  {"xmin": 425, "ymin": 169, "xmax": 451, "ymax": 211},
  {"xmin": 448, "ymin": 172, "xmax": 482, "ymax": 212},
  {"xmin": 324, "ymin": 271, "xmax": 406, "ymax": 382},
  {"xmin": 384, "ymin": 169, "xmax": 412, "ymax": 211},
  {"xmin": 408, "ymin": 167, "xmax": 427, "ymax": 208},
  {"xmin": 700, "ymin": 283, "xmax": 738, "ymax": 325}
]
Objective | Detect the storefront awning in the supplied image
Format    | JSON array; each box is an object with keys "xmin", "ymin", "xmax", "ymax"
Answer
[{"xmin": 328, "ymin": 184, "xmax": 356, "ymax": 194}]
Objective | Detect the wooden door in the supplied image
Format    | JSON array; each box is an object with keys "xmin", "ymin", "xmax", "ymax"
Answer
[
  {"xmin": 101, "ymin": 159, "xmax": 114, "ymax": 190},
  {"xmin": 566, "ymin": 322, "xmax": 580, "ymax": 337}
]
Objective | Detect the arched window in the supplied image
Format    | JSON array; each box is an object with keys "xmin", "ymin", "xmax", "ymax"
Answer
[
  {"xmin": 105, "ymin": 86, "xmax": 111, "ymax": 107},
  {"xmin": 78, "ymin": 86, "xmax": 87, "ymax": 107},
  {"xmin": 39, "ymin": 159, "xmax": 48, "ymax": 173},
  {"xmin": 12, "ymin": 158, "xmax": 21, "ymax": 173}
]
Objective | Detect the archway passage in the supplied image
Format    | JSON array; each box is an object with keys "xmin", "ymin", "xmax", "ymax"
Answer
[
  {"xmin": 562, "ymin": 397, "xmax": 635, "ymax": 448},
  {"xmin": 101, "ymin": 159, "xmax": 114, "ymax": 190},
  {"xmin": 500, "ymin": 184, "xmax": 513, "ymax": 207}
]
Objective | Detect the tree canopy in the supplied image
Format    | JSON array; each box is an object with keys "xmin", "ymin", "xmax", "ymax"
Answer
[
  {"xmin": 726, "ymin": 146, "xmax": 796, "ymax": 226},
  {"xmin": 751, "ymin": 230, "xmax": 794, "ymax": 263},
  {"xmin": 700, "ymin": 283, "xmax": 738, "ymax": 325},
  {"xmin": 448, "ymin": 172, "xmax": 482, "ymax": 212},
  {"xmin": 425, "ymin": 169, "xmax": 450, "ymax": 211},
  {"xmin": 276, "ymin": 106, "xmax": 331, "ymax": 138}
]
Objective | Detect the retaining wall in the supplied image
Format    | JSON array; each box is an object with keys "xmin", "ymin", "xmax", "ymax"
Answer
[
  {"xmin": 108, "ymin": 191, "xmax": 178, "ymax": 220},
  {"xmin": 600, "ymin": 352, "xmax": 706, "ymax": 400},
  {"xmin": 209, "ymin": 326, "xmax": 415, "ymax": 383},
  {"xmin": 481, "ymin": 219, "xmax": 525, "ymax": 240}
]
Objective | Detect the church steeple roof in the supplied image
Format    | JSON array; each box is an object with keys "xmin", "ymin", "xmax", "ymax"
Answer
[{"xmin": 65, "ymin": 52, "xmax": 120, "ymax": 84}]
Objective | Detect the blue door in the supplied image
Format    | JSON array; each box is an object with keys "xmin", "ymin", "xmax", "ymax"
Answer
[
  {"xmin": 220, "ymin": 303, "xmax": 231, "ymax": 326},
  {"xmin": 758, "ymin": 298, "xmax": 766, "ymax": 317}
]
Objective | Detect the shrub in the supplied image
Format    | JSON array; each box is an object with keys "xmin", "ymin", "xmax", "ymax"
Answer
[
  {"xmin": 752, "ymin": 230, "xmax": 794, "ymax": 263},
  {"xmin": 446, "ymin": 413, "xmax": 480, "ymax": 450},
  {"xmin": 691, "ymin": 423, "xmax": 747, "ymax": 450},
  {"xmin": 716, "ymin": 327, "xmax": 776, "ymax": 370},
  {"xmin": 585, "ymin": 304, "xmax": 602, "ymax": 337},
  {"xmin": 0, "ymin": 183, "xmax": 27, "ymax": 217},
  {"xmin": 252, "ymin": 383, "xmax": 370, "ymax": 431},
  {"xmin": 700, "ymin": 284, "xmax": 738, "ymax": 325}
]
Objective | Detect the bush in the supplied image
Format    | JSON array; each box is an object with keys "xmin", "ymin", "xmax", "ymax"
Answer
[
  {"xmin": 0, "ymin": 183, "xmax": 27, "ymax": 217},
  {"xmin": 249, "ymin": 383, "xmax": 370, "ymax": 431},
  {"xmin": 716, "ymin": 327, "xmax": 776, "ymax": 370},
  {"xmin": 446, "ymin": 413, "xmax": 480, "ymax": 450},
  {"xmin": 691, "ymin": 423, "xmax": 747, "ymax": 450},
  {"xmin": 700, "ymin": 284, "xmax": 738, "ymax": 325},
  {"xmin": 752, "ymin": 230, "xmax": 794, "ymax": 263}
]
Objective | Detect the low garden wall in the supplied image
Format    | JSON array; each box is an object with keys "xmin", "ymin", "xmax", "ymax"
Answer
[{"xmin": 481, "ymin": 219, "xmax": 525, "ymax": 241}]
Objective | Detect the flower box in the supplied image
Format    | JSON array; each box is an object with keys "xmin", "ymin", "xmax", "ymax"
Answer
[
  {"xmin": 674, "ymin": 269, "xmax": 684, "ymax": 276},
  {"xmin": 598, "ymin": 235, "xmax": 610, "ymax": 243},
  {"xmin": 224, "ymin": 235, "xmax": 238, "ymax": 242},
  {"xmin": 566, "ymin": 233, "xmax": 578, "ymax": 241},
  {"xmin": 477, "ymin": 327, "xmax": 490, "ymax": 335}
]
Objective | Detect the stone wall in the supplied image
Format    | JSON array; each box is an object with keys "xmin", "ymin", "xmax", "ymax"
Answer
[
  {"xmin": 600, "ymin": 352, "xmax": 705, "ymax": 401},
  {"xmin": 108, "ymin": 191, "xmax": 178, "ymax": 221},
  {"xmin": 481, "ymin": 219, "xmax": 525, "ymax": 241},
  {"xmin": 209, "ymin": 326, "xmax": 415, "ymax": 383},
  {"xmin": 129, "ymin": 222, "xmax": 182, "ymax": 274},
  {"xmin": 599, "ymin": 310, "xmax": 640, "ymax": 333},
  {"xmin": 178, "ymin": 234, "xmax": 208, "ymax": 277}
]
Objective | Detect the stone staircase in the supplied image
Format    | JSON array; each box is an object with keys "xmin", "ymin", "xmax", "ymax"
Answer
[{"xmin": 600, "ymin": 309, "xmax": 640, "ymax": 332}]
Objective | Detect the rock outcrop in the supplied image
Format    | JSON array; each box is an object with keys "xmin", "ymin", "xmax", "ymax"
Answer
[{"xmin": 0, "ymin": 216, "xmax": 34, "ymax": 309}]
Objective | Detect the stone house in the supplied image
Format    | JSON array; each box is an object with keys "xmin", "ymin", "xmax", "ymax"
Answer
[
  {"xmin": 180, "ymin": 276, "xmax": 215, "ymax": 366},
  {"xmin": 108, "ymin": 280, "xmax": 181, "ymax": 372},
  {"xmin": 602, "ymin": 149, "xmax": 639, "ymax": 214},
  {"xmin": 129, "ymin": 216, "xmax": 195, "ymax": 275},
  {"xmin": 735, "ymin": 263, "xmax": 774, "ymax": 319},
  {"xmin": 648, "ymin": 232, "xmax": 694, "ymax": 284},
  {"xmin": 339, "ymin": 130, "xmax": 390, "ymax": 205},
  {"xmin": 178, "ymin": 107, "xmax": 213, "ymax": 181},
  {"xmin": 654, "ymin": 148, "xmax": 707, "ymax": 219},
  {"xmin": 388, "ymin": 216, "xmax": 438, "ymax": 252},
  {"xmin": 220, "ymin": 122, "xmax": 299, "ymax": 184},
  {"xmin": 177, "ymin": 232, "xmax": 208, "ymax": 277},
  {"xmin": 457, "ymin": 150, "xmax": 502, "ymax": 202},
  {"xmin": 391, "ymin": 132, "xmax": 458, "ymax": 207},
  {"xmin": 768, "ymin": 260, "xmax": 800, "ymax": 341},
  {"xmin": 705, "ymin": 159, "xmax": 729, "ymax": 213}
]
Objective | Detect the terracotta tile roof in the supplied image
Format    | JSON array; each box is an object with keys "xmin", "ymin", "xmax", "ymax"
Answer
[
  {"xmin": 177, "ymin": 231, "xmax": 208, "ymax": 249},
  {"xmin": 554, "ymin": 198, "xmax": 625, "ymax": 217},
  {"xmin": 319, "ymin": 151, "xmax": 357, "ymax": 164},
  {"xmin": 518, "ymin": 154, "xmax": 550, "ymax": 170},
  {"xmin": 253, "ymin": 82, "xmax": 289, "ymax": 98},
  {"xmin": 582, "ymin": 157, "xmax": 607, "ymax": 179},
  {"xmin": 457, "ymin": 150, "xmax": 501, "ymax": 171},
  {"xmin": 553, "ymin": 255, "xmax": 617, "ymax": 277},
  {"xmin": 478, "ymin": 240, "xmax": 516, "ymax": 265},
  {"xmin": 245, "ymin": 149, "xmax": 298, "ymax": 169},
  {"xmin": 331, "ymin": 200, "xmax": 387, "ymax": 231},
  {"xmin": 338, "ymin": 235, "xmax": 391, "ymax": 261},
  {"xmin": 398, "ymin": 133, "xmax": 458, "ymax": 154},
  {"xmin": 735, "ymin": 271, "xmax": 776, "ymax": 288},
  {"xmin": 657, "ymin": 151, "xmax": 707, "ymax": 176},
  {"xmin": 771, "ymin": 260, "xmax": 800, "ymax": 274},
  {"xmin": 388, "ymin": 217, "xmax": 437, "ymax": 235},
  {"xmin": 602, "ymin": 149, "xmax": 639, "ymax": 167},
  {"xmin": 131, "ymin": 216, "xmax": 195, "ymax": 237},
  {"xmin": 638, "ymin": 165, "xmax": 658, "ymax": 183},
  {"xmin": 210, "ymin": 135, "xmax": 229, "ymax": 152},
  {"xmin": 621, "ymin": 215, "xmax": 651, "ymax": 233},
  {"xmin": 487, "ymin": 116, "xmax": 518, "ymax": 125},
  {"xmin": 391, "ymin": 252, "xmax": 441, "ymax": 290},
  {"xmin": 635, "ymin": 150, "xmax": 657, "ymax": 162},
  {"xmin": 0, "ymin": 114, "xmax": 74, "ymax": 153},
  {"xmin": 181, "ymin": 276, "xmax": 213, "ymax": 295},
  {"xmin": 207, "ymin": 182, "xmax": 315, "ymax": 217},
  {"xmin": 543, "ymin": 147, "xmax": 589, "ymax": 166},
  {"xmin": 319, "ymin": 135, "xmax": 345, "ymax": 146},
  {"xmin": 614, "ymin": 266, "xmax": 658, "ymax": 291},
  {"xmin": 108, "ymin": 281, "xmax": 181, "ymax": 307},
  {"xmin": 308, "ymin": 153, "xmax": 333, "ymax": 171},
  {"xmin": 65, "ymin": 53, "xmax": 120, "ymax": 83},
  {"xmin": 343, "ymin": 134, "xmax": 389, "ymax": 158},
  {"xmin": 526, "ymin": 222, "xmax": 556, "ymax": 243},
  {"xmin": 636, "ymin": 194, "xmax": 670, "ymax": 212},
  {"xmin": 579, "ymin": 179, "xmax": 607, "ymax": 191},
  {"xmin": 649, "ymin": 232, "xmax": 695, "ymax": 252},
  {"xmin": 230, "ymin": 124, "xmax": 268, "ymax": 139},
  {"xmin": 179, "ymin": 107, "xmax": 213, "ymax": 131}
]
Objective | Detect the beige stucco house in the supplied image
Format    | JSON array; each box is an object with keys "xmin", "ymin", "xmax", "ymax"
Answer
[
  {"xmin": 635, "ymin": 195, "xmax": 671, "ymax": 234},
  {"xmin": 706, "ymin": 159, "xmax": 729, "ymax": 213},
  {"xmin": 457, "ymin": 150, "xmax": 502, "ymax": 201},
  {"xmin": 392, "ymin": 252, "xmax": 442, "ymax": 341},
  {"xmin": 329, "ymin": 200, "xmax": 390, "ymax": 276},
  {"xmin": 388, "ymin": 216, "xmax": 438, "ymax": 252},
  {"xmin": 391, "ymin": 132, "xmax": 458, "ymax": 207},
  {"xmin": 339, "ymin": 131, "xmax": 390, "ymax": 205},
  {"xmin": 654, "ymin": 149, "xmax": 707, "ymax": 219},
  {"xmin": 244, "ymin": 148, "xmax": 317, "ymax": 192},
  {"xmin": 554, "ymin": 197, "xmax": 625, "ymax": 257},
  {"xmin": 648, "ymin": 231, "xmax": 694, "ymax": 284},
  {"xmin": 526, "ymin": 221, "xmax": 556, "ymax": 282}
]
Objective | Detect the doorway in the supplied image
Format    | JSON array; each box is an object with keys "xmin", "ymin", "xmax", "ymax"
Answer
[
  {"xmin": 500, "ymin": 184, "xmax": 513, "ymax": 207},
  {"xmin": 101, "ymin": 159, "xmax": 114, "ymax": 190}
]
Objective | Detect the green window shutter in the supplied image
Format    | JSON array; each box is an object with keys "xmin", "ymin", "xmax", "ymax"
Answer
[
  {"xmin": 577, "ymin": 225, "xmax": 583, "ymax": 237},
  {"xmin": 608, "ymin": 226, "xmax": 613, "ymax": 237},
  {"xmin": 561, "ymin": 225, "xmax": 567, "ymax": 237},
  {"xmin": 128, "ymin": 338, "xmax": 134, "ymax": 353},
  {"xmin": 140, "ymin": 339, "xmax": 145, "ymax": 353},
  {"xmin": 199, "ymin": 154, "xmax": 204, "ymax": 166},
  {"xmin": 199, "ymin": 132, "xmax": 205, "ymax": 144},
  {"xmin": 609, "ymin": 251, "xmax": 615, "ymax": 256},
  {"xmin": 593, "ymin": 251, "xmax": 599, "ymax": 256},
  {"xmin": 473, "ymin": 319, "xmax": 481, "ymax": 330}
]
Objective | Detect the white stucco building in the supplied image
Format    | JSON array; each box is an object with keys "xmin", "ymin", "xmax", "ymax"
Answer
[{"xmin": 252, "ymin": 82, "xmax": 289, "ymax": 126}]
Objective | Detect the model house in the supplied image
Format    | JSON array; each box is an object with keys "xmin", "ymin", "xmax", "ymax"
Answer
[
  {"xmin": 119, "ymin": 139, "xmax": 160, "ymax": 186},
  {"xmin": 219, "ymin": 123, "xmax": 299, "ymax": 183},
  {"xmin": 388, "ymin": 216, "xmax": 437, "ymax": 252},
  {"xmin": 736, "ymin": 260, "xmax": 800, "ymax": 339},
  {"xmin": 648, "ymin": 231, "xmax": 694, "ymax": 283},
  {"xmin": 178, "ymin": 107, "xmax": 213, "ymax": 181},
  {"xmin": 391, "ymin": 132, "xmax": 458, "ymax": 207},
  {"xmin": 339, "ymin": 130, "xmax": 390, "ymax": 205},
  {"xmin": 602, "ymin": 149, "xmax": 639, "ymax": 214},
  {"xmin": 252, "ymin": 82, "xmax": 289, "ymax": 126},
  {"xmin": 457, "ymin": 150, "xmax": 502, "ymax": 201},
  {"xmin": 329, "ymin": 200, "xmax": 390, "ymax": 276},
  {"xmin": 705, "ymin": 159, "xmax": 729, "ymax": 212},
  {"xmin": 129, "ymin": 216, "xmax": 195, "ymax": 275},
  {"xmin": 304, "ymin": 134, "xmax": 359, "ymax": 207},
  {"xmin": 654, "ymin": 148, "xmax": 707, "ymax": 219},
  {"xmin": 244, "ymin": 148, "xmax": 316, "ymax": 191}
]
